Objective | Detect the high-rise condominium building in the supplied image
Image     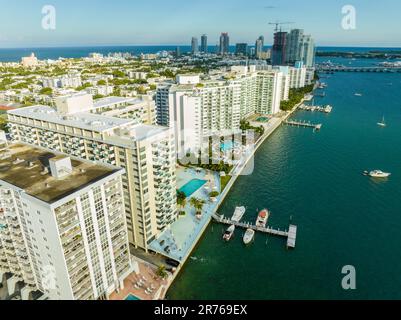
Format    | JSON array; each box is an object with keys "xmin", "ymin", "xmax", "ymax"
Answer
[
  {"xmin": 272, "ymin": 31, "xmax": 288, "ymax": 65},
  {"xmin": 285, "ymin": 29, "xmax": 315, "ymax": 67},
  {"xmin": 156, "ymin": 67, "xmax": 283, "ymax": 156},
  {"xmin": 200, "ymin": 35, "xmax": 208, "ymax": 53},
  {"xmin": 219, "ymin": 33, "xmax": 230, "ymax": 55},
  {"xmin": 235, "ymin": 43, "xmax": 248, "ymax": 56},
  {"xmin": 255, "ymin": 36, "xmax": 264, "ymax": 59},
  {"xmin": 6, "ymin": 94, "xmax": 177, "ymax": 251},
  {"xmin": 191, "ymin": 37, "xmax": 199, "ymax": 55},
  {"xmin": 0, "ymin": 141, "xmax": 131, "ymax": 300}
]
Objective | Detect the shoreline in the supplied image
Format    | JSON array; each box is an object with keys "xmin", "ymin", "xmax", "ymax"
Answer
[{"xmin": 161, "ymin": 98, "xmax": 306, "ymax": 299}]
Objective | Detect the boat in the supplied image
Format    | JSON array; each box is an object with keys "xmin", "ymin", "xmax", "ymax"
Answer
[
  {"xmin": 354, "ymin": 93, "xmax": 363, "ymax": 97},
  {"xmin": 256, "ymin": 209, "xmax": 270, "ymax": 228},
  {"xmin": 377, "ymin": 116, "xmax": 386, "ymax": 127},
  {"xmin": 223, "ymin": 225, "xmax": 235, "ymax": 241},
  {"xmin": 364, "ymin": 170, "xmax": 391, "ymax": 178},
  {"xmin": 231, "ymin": 206, "xmax": 246, "ymax": 222},
  {"xmin": 243, "ymin": 229, "xmax": 255, "ymax": 245}
]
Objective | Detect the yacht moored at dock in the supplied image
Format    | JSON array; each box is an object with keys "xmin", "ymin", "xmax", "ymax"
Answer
[
  {"xmin": 256, "ymin": 209, "xmax": 270, "ymax": 228},
  {"xmin": 231, "ymin": 206, "xmax": 246, "ymax": 222},
  {"xmin": 243, "ymin": 229, "xmax": 255, "ymax": 245},
  {"xmin": 223, "ymin": 225, "xmax": 235, "ymax": 241}
]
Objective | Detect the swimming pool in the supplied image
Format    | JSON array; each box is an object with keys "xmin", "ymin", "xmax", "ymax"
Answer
[
  {"xmin": 125, "ymin": 294, "xmax": 141, "ymax": 300},
  {"xmin": 221, "ymin": 141, "xmax": 234, "ymax": 151},
  {"xmin": 256, "ymin": 116, "xmax": 269, "ymax": 122},
  {"xmin": 179, "ymin": 179, "xmax": 207, "ymax": 197}
]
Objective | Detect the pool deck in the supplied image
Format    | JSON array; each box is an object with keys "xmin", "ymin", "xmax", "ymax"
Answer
[
  {"xmin": 109, "ymin": 256, "xmax": 170, "ymax": 301},
  {"xmin": 148, "ymin": 167, "xmax": 221, "ymax": 263}
]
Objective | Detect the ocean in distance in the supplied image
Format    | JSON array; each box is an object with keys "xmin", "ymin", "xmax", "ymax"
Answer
[{"xmin": 0, "ymin": 45, "xmax": 400, "ymax": 62}]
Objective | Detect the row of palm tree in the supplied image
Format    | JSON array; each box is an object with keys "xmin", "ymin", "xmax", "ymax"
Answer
[{"xmin": 176, "ymin": 190, "xmax": 206, "ymax": 219}]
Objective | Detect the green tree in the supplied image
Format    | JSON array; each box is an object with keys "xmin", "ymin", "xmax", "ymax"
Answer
[{"xmin": 39, "ymin": 87, "xmax": 53, "ymax": 95}]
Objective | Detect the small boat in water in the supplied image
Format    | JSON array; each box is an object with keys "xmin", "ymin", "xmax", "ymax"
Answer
[
  {"xmin": 363, "ymin": 170, "xmax": 391, "ymax": 178},
  {"xmin": 223, "ymin": 225, "xmax": 235, "ymax": 241},
  {"xmin": 231, "ymin": 206, "xmax": 246, "ymax": 222},
  {"xmin": 377, "ymin": 116, "xmax": 386, "ymax": 127},
  {"xmin": 256, "ymin": 209, "xmax": 270, "ymax": 228},
  {"xmin": 243, "ymin": 229, "xmax": 255, "ymax": 245},
  {"xmin": 354, "ymin": 93, "xmax": 363, "ymax": 97}
]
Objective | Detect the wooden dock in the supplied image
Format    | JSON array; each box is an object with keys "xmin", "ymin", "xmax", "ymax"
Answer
[
  {"xmin": 298, "ymin": 104, "xmax": 332, "ymax": 113},
  {"xmin": 212, "ymin": 214, "xmax": 297, "ymax": 249},
  {"xmin": 284, "ymin": 120, "xmax": 322, "ymax": 131}
]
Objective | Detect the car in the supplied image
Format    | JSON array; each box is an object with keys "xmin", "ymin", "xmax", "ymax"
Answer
[{"xmin": 165, "ymin": 258, "xmax": 179, "ymax": 267}]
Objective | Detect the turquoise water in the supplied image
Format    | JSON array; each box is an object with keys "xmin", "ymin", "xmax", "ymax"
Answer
[
  {"xmin": 167, "ymin": 70, "xmax": 401, "ymax": 299},
  {"xmin": 256, "ymin": 117, "xmax": 270, "ymax": 122},
  {"xmin": 221, "ymin": 141, "xmax": 235, "ymax": 151},
  {"xmin": 125, "ymin": 294, "xmax": 140, "ymax": 300},
  {"xmin": 179, "ymin": 179, "xmax": 207, "ymax": 197}
]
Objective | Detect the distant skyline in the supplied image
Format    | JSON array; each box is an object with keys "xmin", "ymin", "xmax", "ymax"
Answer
[{"xmin": 1, "ymin": 0, "xmax": 401, "ymax": 48}]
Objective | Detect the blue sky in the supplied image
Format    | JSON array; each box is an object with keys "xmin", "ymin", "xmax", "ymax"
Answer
[{"xmin": 0, "ymin": 0, "xmax": 400, "ymax": 48}]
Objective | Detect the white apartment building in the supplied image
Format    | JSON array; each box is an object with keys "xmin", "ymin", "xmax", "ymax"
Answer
[
  {"xmin": 156, "ymin": 67, "xmax": 283, "ymax": 156},
  {"xmin": 42, "ymin": 74, "xmax": 82, "ymax": 89},
  {"xmin": 92, "ymin": 96, "xmax": 156, "ymax": 125},
  {"xmin": 86, "ymin": 85, "xmax": 114, "ymax": 97},
  {"xmin": 305, "ymin": 67, "xmax": 316, "ymax": 86},
  {"xmin": 7, "ymin": 101, "xmax": 177, "ymax": 250},
  {"xmin": 0, "ymin": 142, "xmax": 131, "ymax": 300},
  {"xmin": 128, "ymin": 71, "xmax": 148, "ymax": 80},
  {"xmin": 288, "ymin": 64, "xmax": 307, "ymax": 89}
]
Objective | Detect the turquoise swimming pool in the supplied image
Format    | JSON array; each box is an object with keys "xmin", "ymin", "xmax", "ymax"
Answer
[
  {"xmin": 125, "ymin": 294, "xmax": 141, "ymax": 300},
  {"xmin": 256, "ymin": 116, "xmax": 269, "ymax": 122},
  {"xmin": 179, "ymin": 179, "xmax": 207, "ymax": 197},
  {"xmin": 221, "ymin": 141, "xmax": 234, "ymax": 151}
]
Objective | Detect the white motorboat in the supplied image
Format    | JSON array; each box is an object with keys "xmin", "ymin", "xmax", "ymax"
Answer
[
  {"xmin": 377, "ymin": 116, "xmax": 386, "ymax": 127},
  {"xmin": 354, "ymin": 93, "xmax": 363, "ymax": 97},
  {"xmin": 256, "ymin": 209, "xmax": 270, "ymax": 228},
  {"xmin": 223, "ymin": 225, "xmax": 235, "ymax": 241},
  {"xmin": 364, "ymin": 170, "xmax": 391, "ymax": 178},
  {"xmin": 243, "ymin": 229, "xmax": 255, "ymax": 245},
  {"xmin": 231, "ymin": 206, "xmax": 246, "ymax": 222}
]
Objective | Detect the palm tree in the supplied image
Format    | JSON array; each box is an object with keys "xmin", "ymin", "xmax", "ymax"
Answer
[
  {"xmin": 176, "ymin": 190, "xmax": 187, "ymax": 209},
  {"xmin": 190, "ymin": 198, "xmax": 205, "ymax": 219}
]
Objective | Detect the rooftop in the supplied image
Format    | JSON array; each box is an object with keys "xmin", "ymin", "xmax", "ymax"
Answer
[
  {"xmin": 8, "ymin": 105, "xmax": 135, "ymax": 132},
  {"xmin": 93, "ymin": 96, "xmax": 136, "ymax": 109},
  {"xmin": 0, "ymin": 143, "xmax": 119, "ymax": 203},
  {"xmin": 115, "ymin": 124, "xmax": 170, "ymax": 142}
]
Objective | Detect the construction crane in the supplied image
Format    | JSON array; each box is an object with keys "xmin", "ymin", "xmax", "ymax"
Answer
[{"xmin": 268, "ymin": 21, "xmax": 294, "ymax": 32}]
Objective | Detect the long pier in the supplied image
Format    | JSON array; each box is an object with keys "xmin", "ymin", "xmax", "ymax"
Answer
[
  {"xmin": 212, "ymin": 214, "xmax": 297, "ymax": 248},
  {"xmin": 317, "ymin": 66, "xmax": 401, "ymax": 73},
  {"xmin": 284, "ymin": 120, "xmax": 322, "ymax": 131}
]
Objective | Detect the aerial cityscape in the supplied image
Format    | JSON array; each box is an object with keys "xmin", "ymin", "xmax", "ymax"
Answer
[{"xmin": 1, "ymin": 0, "xmax": 401, "ymax": 306}]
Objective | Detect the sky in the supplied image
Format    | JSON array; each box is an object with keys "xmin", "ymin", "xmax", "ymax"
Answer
[{"xmin": 0, "ymin": 0, "xmax": 400, "ymax": 48}]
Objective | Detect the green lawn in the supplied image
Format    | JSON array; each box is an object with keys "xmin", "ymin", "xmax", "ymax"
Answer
[{"xmin": 221, "ymin": 175, "xmax": 232, "ymax": 192}]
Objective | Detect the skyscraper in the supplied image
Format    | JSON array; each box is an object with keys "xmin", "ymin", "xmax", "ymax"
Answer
[
  {"xmin": 285, "ymin": 29, "xmax": 315, "ymax": 67},
  {"xmin": 255, "ymin": 35, "xmax": 264, "ymax": 59},
  {"xmin": 191, "ymin": 37, "xmax": 199, "ymax": 54},
  {"xmin": 235, "ymin": 43, "xmax": 248, "ymax": 56},
  {"xmin": 201, "ymin": 34, "xmax": 208, "ymax": 53},
  {"xmin": 272, "ymin": 31, "xmax": 288, "ymax": 65},
  {"xmin": 219, "ymin": 33, "xmax": 230, "ymax": 55}
]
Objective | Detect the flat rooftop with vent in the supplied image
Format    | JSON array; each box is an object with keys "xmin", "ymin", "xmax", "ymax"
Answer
[{"xmin": 0, "ymin": 143, "xmax": 119, "ymax": 203}]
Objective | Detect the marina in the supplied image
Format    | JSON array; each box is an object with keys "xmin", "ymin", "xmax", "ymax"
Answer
[
  {"xmin": 212, "ymin": 213, "xmax": 297, "ymax": 249},
  {"xmin": 298, "ymin": 104, "xmax": 333, "ymax": 113}
]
